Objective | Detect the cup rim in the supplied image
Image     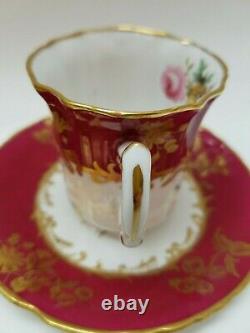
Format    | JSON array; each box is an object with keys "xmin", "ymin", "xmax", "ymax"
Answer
[{"xmin": 26, "ymin": 24, "xmax": 228, "ymax": 118}]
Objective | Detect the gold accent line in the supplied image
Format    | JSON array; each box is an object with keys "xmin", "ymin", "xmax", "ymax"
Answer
[
  {"xmin": 131, "ymin": 165, "xmax": 143, "ymax": 242},
  {"xmin": 0, "ymin": 275, "xmax": 248, "ymax": 333},
  {"xmin": 33, "ymin": 162, "xmax": 207, "ymax": 277},
  {"xmin": 80, "ymin": 136, "xmax": 93, "ymax": 167},
  {"xmin": 26, "ymin": 25, "xmax": 228, "ymax": 119},
  {"xmin": 52, "ymin": 234, "xmax": 73, "ymax": 247}
]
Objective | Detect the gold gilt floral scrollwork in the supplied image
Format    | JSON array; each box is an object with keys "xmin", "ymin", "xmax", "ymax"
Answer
[
  {"xmin": 33, "ymin": 120, "xmax": 230, "ymax": 187},
  {"xmin": 188, "ymin": 134, "xmax": 229, "ymax": 177},
  {"xmin": 73, "ymin": 157, "xmax": 179, "ymax": 184},
  {"xmin": 138, "ymin": 119, "xmax": 179, "ymax": 154},
  {"xmin": 53, "ymin": 112, "xmax": 72, "ymax": 134},
  {"xmin": 33, "ymin": 115, "xmax": 190, "ymax": 183},
  {"xmin": 191, "ymin": 152, "xmax": 229, "ymax": 177},
  {"xmin": 0, "ymin": 233, "xmax": 93, "ymax": 307},
  {"xmin": 67, "ymin": 129, "xmax": 229, "ymax": 185},
  {"xmin": 169, "ymin": 230, "xmax": 250, "ymax": 295},
  {"xmin": 83, "ymin": 161, "xmax": 120, "ymax": 183}
]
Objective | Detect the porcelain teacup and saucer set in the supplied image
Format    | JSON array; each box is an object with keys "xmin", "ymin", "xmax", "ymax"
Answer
[{"xmin": 0, "ymin": 25, "xmax": 249, "ymax": 332}]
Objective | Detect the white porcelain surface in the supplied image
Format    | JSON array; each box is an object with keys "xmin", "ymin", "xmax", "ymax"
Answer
[
  {"xmin": 32, "ymin": 27, "xmax": 224, "ymax": 111},
  {"xmin": 119, "ymin": 142, "xmax": 151, "ymax": 246},
  {"xmin": 35, "ymin": 165, "xmax": 204, "ymax": 274},
  {"xmin": 64, "ymin": 164, "xmax": 181, "ymax": 234}
]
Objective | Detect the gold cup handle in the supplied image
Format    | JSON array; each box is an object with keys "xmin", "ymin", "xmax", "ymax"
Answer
[{"xmin": 118, "ymin": 142, "xmax": 151, "ymax": 247}]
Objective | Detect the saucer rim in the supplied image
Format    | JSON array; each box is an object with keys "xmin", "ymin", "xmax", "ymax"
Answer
[
  {"xmin": 0, "ymin": 119, "xmax": 249, "ymax": 333},
  {"xmin": 0, "ymin": 275, "xmax": 249, "ymax": 333}
]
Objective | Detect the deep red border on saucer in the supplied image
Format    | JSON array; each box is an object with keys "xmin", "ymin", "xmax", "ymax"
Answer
[{"xmin": 0, "ymin": 120, "xmax": 249, "ymax": 331}]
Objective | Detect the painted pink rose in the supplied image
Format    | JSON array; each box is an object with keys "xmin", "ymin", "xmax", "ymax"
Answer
[{"xmin": 161, "ymin": 66, "xmax": 186, "ymax": 102}]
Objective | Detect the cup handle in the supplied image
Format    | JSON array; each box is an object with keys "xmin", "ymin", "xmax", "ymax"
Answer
[{"xmin": 118, "ymin": 142, "xmax": 151, "ymax": 247}]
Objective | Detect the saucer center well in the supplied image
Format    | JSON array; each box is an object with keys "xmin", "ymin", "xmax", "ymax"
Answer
[{"xmin": 33, "ymin": 163, "xmax": 206, "ymax": 276}]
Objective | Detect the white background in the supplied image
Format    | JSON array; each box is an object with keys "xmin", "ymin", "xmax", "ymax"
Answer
[{"xmin": 0, "ymin": 1, "xmax": 249, "ymax": 332}]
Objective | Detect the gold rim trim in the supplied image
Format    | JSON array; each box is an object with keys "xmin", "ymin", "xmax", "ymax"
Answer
[
  {"xmin": 26, "ymin": 24, "xmax": 228, "ymax": 119},
  {"xmin": 0, "ymin": 275, "xmax": 248, "ymax": 333},
  {"xmin": 0, "ymin": 121, "xmax": 250, "ymax": 332}
]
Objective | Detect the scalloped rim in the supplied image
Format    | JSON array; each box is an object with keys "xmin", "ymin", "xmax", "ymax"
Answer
[{"xmin": 26, "ymin": 25, "xmax": 228, "ymax": 118}]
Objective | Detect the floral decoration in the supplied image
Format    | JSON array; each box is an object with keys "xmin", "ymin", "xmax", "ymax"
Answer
[
  {"xmin": 162, "ymin": 59, "xmax": 214, "ymax": 103},
  {"xmin": 0, "ymin": 233, "xmax": 93, "ymax": 307},
  {"xmin": 189, "ymin": 134, "xmax": 229, "ymax": 177},
  {"xmin": 169, "ymin": 230, "xmax": 250, "ymax": 295},
  {"xmin": 161, "ymin": 66, "xmax": 186, "ymax": 102}
]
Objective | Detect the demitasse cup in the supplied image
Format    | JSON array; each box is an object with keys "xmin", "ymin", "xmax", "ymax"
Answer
[{"xmin": 27, "ymin": 25, "xmax": 227, "ymax": 247}]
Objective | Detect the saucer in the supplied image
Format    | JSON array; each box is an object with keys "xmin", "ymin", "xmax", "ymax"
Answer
[{"xmin": 0, "ymin": 119, "xmax": 249, "ymax": 332}]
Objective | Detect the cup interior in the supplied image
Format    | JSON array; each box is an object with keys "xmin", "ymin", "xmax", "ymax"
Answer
[{"xmin": 31, "ymin": 27, "xmax": 226, "ymax": 112}]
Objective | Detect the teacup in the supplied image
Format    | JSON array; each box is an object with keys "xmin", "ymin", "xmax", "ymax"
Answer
[{"xmin": 27, "ymin": 25, "xmax": 227, "ymax": 247}]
